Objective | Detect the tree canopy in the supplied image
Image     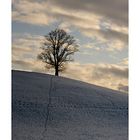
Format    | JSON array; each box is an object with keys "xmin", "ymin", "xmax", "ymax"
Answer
[{"xmin": 38, "ymin": 28, "xmax": 79, "ymax": 76}]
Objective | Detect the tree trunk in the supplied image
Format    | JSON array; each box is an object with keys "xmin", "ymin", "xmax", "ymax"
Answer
[{"xmin": 55, "ymin": 66, "xmax": 59, "ymax": 76}]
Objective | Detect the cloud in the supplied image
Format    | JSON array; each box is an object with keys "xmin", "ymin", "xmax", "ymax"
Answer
[
  {"xmin": 49, "ymin": 0, "xmax": 128, "ymax": 26},
  {"xmin": 118, "ymin": 58, "xmax": 128, "ymax": 66},
  {"xmin": 12, "ymin": 33, "xmax": 44, "ymax": 60},
  {"xmin": 118, "ymin": 84, "xmax": 128, "ymax": 93},
  {"xmin": 12, "ymin": 0, "xmax": 128, "ymax": 52},
  {"xmin": 62, "ymin": 62, "xmax": 128, "ymax": 92},
  {"xmin": 13, "ymin": 12, "xmax": 51, "ymax": 25},
  {"xmin": 84, "ymin": 38, "xmax": 127, "ymax": 52},
  {"xmin": 12, "ymin": 0, "xmax": 54, "ymax": 25},
  {"xmin": 93, "ymin": 64, "xmax": 128, "ymax": 79},
  {"xmin": 12, "ymin": 60, "xmax": 47, "ymax": 73}
]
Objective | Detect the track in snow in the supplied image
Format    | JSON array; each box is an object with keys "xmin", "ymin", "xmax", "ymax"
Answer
[{"xmin": 12, "ymin": 70, "xmax": 128, "ymax": 140}]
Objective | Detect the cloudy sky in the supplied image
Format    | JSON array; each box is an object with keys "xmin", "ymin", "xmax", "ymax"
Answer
[{"xmin": 12, "ymin": 0, "xmax": 128, "ymax": 92}]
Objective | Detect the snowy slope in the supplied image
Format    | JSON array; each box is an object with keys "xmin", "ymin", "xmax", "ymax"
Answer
[{"xmin": 12, "ymin": 70, "xmax": 128, "ymax": 140}]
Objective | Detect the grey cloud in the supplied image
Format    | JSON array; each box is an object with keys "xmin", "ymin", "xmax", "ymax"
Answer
[
  {"xmin": 49, "ymin": 0, "xmax": 128, "ymax": 49},
  {"xmin": 118, "ymin": 84, "xmax": 128, "ymax": 93},
  {"xmin": 98, "ymin": 65, "xmax": 128, "ymax": 78},
  {"xmin": 53, "ymin": 12, "xmax": 128, "ymax": 45},
  {"xmin": 63, "ymin": 63, "xmax": 128, "ymax": 91},
  {"xmin": 13, "ymin": 0, "xmax": 128, "ymax": 28},
  {"xmin": 90, "ymin": 65, "xmax": 128, "ymax": 82},
  {"xmin": 49, "ymin": 0, "xmax": 128, "ymax": 26},
  {"xmin": 12, "ymin": 46, "xmax": 32, "ymax": 53},
  {"xmin": 12, "ymin": 60, "xmax": 32, "ymax": 68},
  {"xmin": 100, "ymin": 29, "xmax": 128, "ymax": 43},
  {"xmin": 12, "ymin": 34, "xmax": 44, "ymax": 63},
  {"xmin": 12, "ymin": 0, "xmax": 128, "ymax": 51},
  {"xmin": 12, "ymin": 60, "xmax": 46, "ymax": 73},
  {"xmin": 79, "ymin": 27, "xmax": 128, "ymax": 46}
]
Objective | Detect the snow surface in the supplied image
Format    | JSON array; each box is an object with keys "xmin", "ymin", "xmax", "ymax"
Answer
[{"xmin": 12, "ymin": 70, "xmax": 128, "ymax": 140}]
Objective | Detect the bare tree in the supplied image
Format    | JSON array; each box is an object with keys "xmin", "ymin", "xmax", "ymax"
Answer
[{"xmin": 38, "ymin": 28, "xmax": 79, "ymax": 76}]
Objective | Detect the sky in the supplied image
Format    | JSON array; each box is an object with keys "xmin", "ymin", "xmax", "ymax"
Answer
[{"xmin": 12, "ymin": 0, "xmax": 128, "ymax": 92}]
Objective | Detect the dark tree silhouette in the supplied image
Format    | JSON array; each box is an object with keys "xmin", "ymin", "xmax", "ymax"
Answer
[{"xmin": 38, "ymin": 28, "xmax": 79, "ymax": 76}]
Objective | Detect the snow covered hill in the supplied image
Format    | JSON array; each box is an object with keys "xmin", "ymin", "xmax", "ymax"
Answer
[{"xmin": 12, "ymin": 70, "xmax": 128, "ymax": 140}]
